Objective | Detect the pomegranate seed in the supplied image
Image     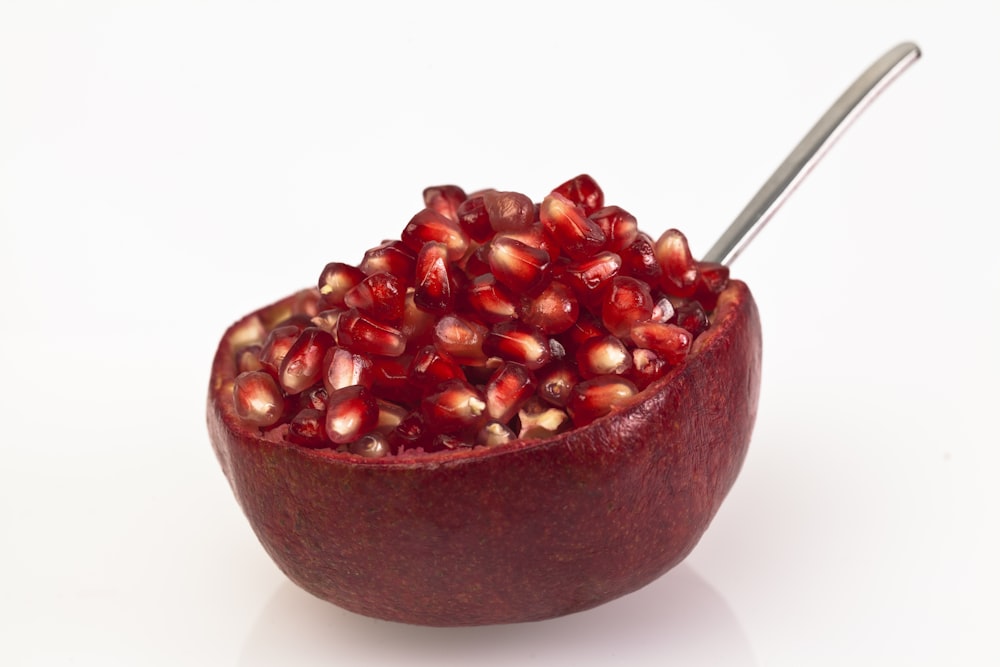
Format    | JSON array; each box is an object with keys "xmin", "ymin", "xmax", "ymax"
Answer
[
  {"xmin": 517, "ymin": 399, "xmax": 570, "ymax": 439},
  {"xmin": 487, "ymin": 236, "xmax": 552, "ymax": 294},
  {"xmin": 349, "ymin": 432, "xmax": 391, "ymax": 458},
  {"xmin": 589, "ymin": 206, "xmax": 638, "ymax": 252},
  {"xmin": 317, "ymin": 262, "xmax": 365, "ymax": 308},
  {"xmin": 564, "ymin": 251, "xmax": 622, "ymax": 311},
  {"xmin": 408, "ymin": 345, "xmax": 466, "ymax": 390},
  {"xmin": 655, "ymin": 228, "xmax": 699, "ymax": 297},
  {"xmin": 536, "ymin": 361, "xmax": 579, "ymax": 407},
  {"xmin": 298, "ymin": 385, "xmax": 329, "ymax": 412},
  {"xmin": 343, "ymin": 271, "xmax": 406, "ymax": 325},
  {"xmin": 414, "ymin": 241, "xmax": 455, "ymax": 314},
  {"xmin": 619, "ymin": 232, "xmax": 663, "ymax": 284},
  {"xmin": 456, "ymin": 195, "xmax": 493, "ymax": 243},
  {"xmin": 359, "ymin": 240, "xmax": 417, "ymax": 281},
  {"xmin": 483, "ymin": 190, "xmax": 535, "ymax": 233},
  {"xmin": 375, "ymin": 399, "xmax": 408, "ymax": 435},
  {"xmin": 694, "ymin": 261, "xmax": 730, "ymax": 311},
  {"xmin": 629, "ymin": 322, "xmax": 692, "ymax": 365},
  {"xmin": 540, "ymin": 193, "xmax": 607, "ymax": 260},
  {"xmin": 552, "ymin": 174, "xmax": 604, "ymax": 215},
  {"xmin": 322, "ymin": 346, "xmax": 374, "ymax": 392},
  {"xmin": 576, "ymin": 335, "xmax": 633, "ymax": 378},
  {"xmin": 628, "ymin": 348, "xmax": 670, "ymax": 390},
  {"xmin": 423, "ymin": 184, "xmax": 467, "ymax": 222},
  {"xmin": 601, "ymin": 276, "xmax": 655, "ymax": 338},
  {"xmin": 279, "ymin": 327, "xmax": 336, "ymax": 394},
  {"xmin": 462, "ymin": 274, "xmax": 518, "ymax": 324},
  {"xmin": 336, "ymin": 308, "xmax": 407, "ymax": 357},
  {"xmin": 484, "ymin": 322, "xmax": 553, "ymax": 371},
  {"xmin": 673, "ymin": 300, "xmax": 711, "ymax": 338},
  {"xmin": 325, "ymin": 385, "xmax": 379, "ymax": 445},
  {"xmin": 567, "ymin": 375, "xmax": 638, "ymax": 427},
  {"xmin": 401, "ymin": 208, "xmax": 469, "ymax": 262},
  {"xmin": 369, "ymin": 355, "xmax": 414, "ymax": 406},
  {"xmin": 390, "ymin": 411, "xmax": 434, "ymax": 453},
  {"xmin": 520, "ymin": 281, "xmax": 579, "ymax": 335},
  {"xmin": 433, "ymin": 314, "xmax": 488, "ymax": 366},
  {"xmin": 477, "ymin": 421, "xmax": 517, "ymax": 447},
  {"xmin": 310, "ymin": 308, "xmax": 344, "ymax": 335},
  {"xmin": 235, "ymin": 345, "xmax": 263, "ymax": 373},
  {"xmin": 421, "ymin": 379, "xmax": 488, "ymax": 434},
  {"xmin": 485, "ymin": 362, "xmax": 536, "ymax": 423},
  {"xmin": 502, "ymin": 222, "xmax": 561, "ymax": 262},
  {"xmin": 400, "ymin": 288, "xmax": 435, "ymax": 346},
  {"xmin": 233, "ymin": 371, "xmax": 286, "ymax": 428},
  {"xmin": 650, "ymin": 297, "xmax": 675, "ymax": 324},
  {"xmin": 288, "ymin": 409, "xmax": 328, "ymax": 447},
  {"xmin": 258, "ymin": 325, "xmax": 302, "ymax": 377}
]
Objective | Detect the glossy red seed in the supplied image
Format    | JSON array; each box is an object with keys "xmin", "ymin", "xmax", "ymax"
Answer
[
  {"xmin": 487, "ymin": 236, "xmax": 551, "ymax": 294},
  {"xmin": 483, "ymin": 190, "xmax": 535, "ymax": 232},
  {"xmin": 317, "ymin": 262, "xmax": 365, "ymax": 309},
  {"xmin": 539, "ymin": 193, "xmax": 607, "ymax": 260},
  {"xmin": 401, "ymin": 208, "xmax": 469, "ymax": 262},
  {"xmin": 629, "ymin": 322, "xmax": 692, "ymax": 365},
  {"xmin": 462, "ymin": 274, "xmax": 519, "ymax": 324},
  {"xmin": 601, "ymin": 276, "xmax": 655, "ymax": 338},
  {"xmin": 343, "ymin": 271, "xmax": 406, "ymax": 325},
  {"xmin": 566, "ymin": 375, "xmax": 638, "ymax": 427},
  {"xmin": 650, "ymin": 297, "xmax": 675, "ymax": 324},
  {"xmin": 552, "ymin": 174, "xmax": 604, "ymax": 215},
  {"xmin": 628, "ymin": 348, "xmax": 670, "ymax": 390},
  {"xmin": 349, "ymin": 432, "xmax": 391, "ymax": 458},
  {"xmin": 336, "ymin": 308, "xmax": 407, "ymax": 357},
  {"xmin": 235, "ymin": 345, "xmax": 263, "ymax": 373},
  {"xmin": 485, "ymin": 362, "xmax": 536, "ymax": 423},
  {"xmin": 233, "ymin": 371, "xmax": 286, "ymax": 427},
  {"xmin": 536, "ymin": 361, "xmax": 579, "ymax": 407},
  {"xmin": 279, "ymin": 327, "xmax": 336, "ymax": 394},
  {"xmin": 423, "ymin": 184, "xmax": 467, "ymax": 222},
  {"xmin": 520, "ymin": 281, "xmax": 579, "ymax": 335},
  {"xmin": 408, "ymin": 345, "xmax": 466, "ymax": 390},
  {"xmin": 433, "ymin": 314, "xmax": 488, "ymax": 366},
  {"xmin": 421, "ymin": 379, "xmax": 488, "ymax": 434},
  {"xmin": 693, "ymin": 261, "xmax": 730, "ymax": 311},
  {"xmin": 484, "ymin": 321, "xmax": 553, "ymax": 371},
  {"xmin": 456, "ymin": 195, "xmax": 493, "ymax": 243},
  {"xmin": 589, "ymin": 206, "xmax": 638, "ymax": 252},
  {"xmin": 288, "ymin": 409, "xmax": 328, "ymax": 447},
  {"xmin": 322, "ymin": 346, "xmax": 374, "ymax": 392},
  {"xmin": 298, "ymin": 385, "xmax": 329, "ymax": 412},
  {"xmin": 390, "ymin": 411, "xmax": 434, "ymax": 453},
  {"xmin": 310, "ymin": 308, "xmax": 344, "ymax": 335},
  {"xmin": 561, "ymin": 313, "xmax": 605, "ymax": 354},
  {"xmin": 399, "ymin": 289, "xmax": 435, "ymax": 347},
  {"xmin": 576, "ymin": 335, "xmax": 633, "ymax": 378},
  {"xmin": 374, "ymin": 399, "xmax": 408, "ymax": 435},
  {"xmin": 258, "ymin": 325, "xmax": 302, "ymax": 377},
  {"xmin": 369, "ymin": 355, "xmax": 413, "ymax": 406},
  {"xmin": 674, "ymin": 300, "xmax": 711, "ymax": 338},
  {"xmin": 564, "ymin": 251, "xmax": 622, "ymax": 311},
  {"xmin": 619, "ymin": 232, "xmax": 664, "ymax": 284},
  {"xmin": 655, "ymin": 228, "xmax": 699, "ymax": 298},
  {"xmin": 413, "ymin": 241, "xmax": 454, "ymax": 314},
  {"xmin": 359, "ymin": 240, "xmax": 417, "ymax": 282},
  {"xmin": 502, "ymin": 222, "xmax": 561, "ymax": 262},
  {"xmin": 325, "ymin": 385, "xmax": 379, "ymax": 445}
]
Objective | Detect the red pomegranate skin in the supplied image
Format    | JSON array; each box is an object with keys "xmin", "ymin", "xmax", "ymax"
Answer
[{"xmin": 207, "ymin": 280, "xmax": 761, "ymax": 626}]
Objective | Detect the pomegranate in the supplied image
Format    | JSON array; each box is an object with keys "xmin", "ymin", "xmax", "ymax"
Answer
[{"xmin": 208, "ymin": 175, "xmax": 761, "ymax": 625}]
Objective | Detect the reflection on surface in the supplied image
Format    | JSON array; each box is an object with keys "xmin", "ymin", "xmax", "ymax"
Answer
[{"xmin": 238, "ymin": 564, "xmax": 756, "ymax": 666}]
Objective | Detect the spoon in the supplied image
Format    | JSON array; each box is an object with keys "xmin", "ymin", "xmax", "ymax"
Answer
[{"xmin": 703, "ymin": 41, "xmax": 921, "ymax": 266}]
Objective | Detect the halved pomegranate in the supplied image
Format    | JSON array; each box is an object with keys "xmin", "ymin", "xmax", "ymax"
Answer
[{"xmin": 207, "ymin": 175, "xmax": 761, "ymax": 626}]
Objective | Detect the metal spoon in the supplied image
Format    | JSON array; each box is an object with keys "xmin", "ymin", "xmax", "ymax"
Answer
[{"xmin": 702, "ymin": 42, "xmax": 921, "ymax": 266}]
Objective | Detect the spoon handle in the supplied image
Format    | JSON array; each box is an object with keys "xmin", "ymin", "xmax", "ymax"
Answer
[{"xmin": 702, "ymin": 41, "xmax": 921, "ymax": 266}]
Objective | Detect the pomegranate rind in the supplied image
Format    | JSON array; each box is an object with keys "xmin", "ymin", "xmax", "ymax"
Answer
[{"xmin": 207, "ymin": 281, "xmax": 761, "ymax": 626}]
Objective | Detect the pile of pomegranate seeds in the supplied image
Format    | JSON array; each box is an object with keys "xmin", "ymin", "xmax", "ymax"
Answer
[{"xmin": 232, "ymin": 175, "xmax": 730, "ymax": 457}]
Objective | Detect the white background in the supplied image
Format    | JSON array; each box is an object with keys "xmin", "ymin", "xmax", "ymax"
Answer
[{"xmin": 2, "ymin": 1, "xmax": 998, "ymax": 665}]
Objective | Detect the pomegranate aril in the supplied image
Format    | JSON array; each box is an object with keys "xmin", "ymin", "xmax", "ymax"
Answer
[
  {"xmin": 520, "ymin": 281, "xmax": 579, "ymax": 335},
  {"xmin": 564, "ymin": 251, "xmax": 623, "ymax": 311},
  {"xmin": 601, "ymin": 276, "xmax": 654, "ymax": 338},
  {"xmin": 540, "ymin": 193, "xmax": 607, "ymax": 260},
  {"xmin": 421, "ymin": 379, "xmax": 488, "ymax": 434},
  {"xmin": 375, "ymin": 399, "xmax": 408, "ymax": 435},
  {"xmin": 483, "ymin": 190, "xmax": 535, "ymax": 233},
  {"xmin": 349, "ymin": 432, "xmax": 391, "ymax": 458},
  {"xmin": 576, "ymin": 335, "xmax": 633, "ymax": 378},
  {"xmin": 485, "ymin": 362, "xmax": 536, "ymax": 423},
  {"xmin": 456, "ymin": 195, "xmax": 493, "ymax": 243},
  {"xmin": 628, "ymin": 348, "xmax": 670, "ymax": 390},
  {"xmin": 279, "ymin": 327, "xmax": 336, "ymax": 394},
  {"xmin": 258, "ymin": 325, "xmax": 302, "ymax": 377},
  {"xmin": 359, "ymin": 240, "xmax": 417, "ymax": 281},
  {"xmin": 370, "ymin": 355, "xmax": 412, "ymax": 396},
  {"xmin": 288, "ymin": 409, "xmax": 328, "ymax": 447},
  {"xmin": 433, "ymin": 314, "xmax": 488, "ymax": 366},
  {"xmin": 233, "ymin": 371, "xmax": 286, "ymax": 428},
  {"xmin": 655, "ymin": 228, "xmax": 699, "ymax": 297},
  {"xmin": 561, "ymin": 313, "xmax": 605, "ymax": 354},
  {"xmin": 674, "ymin": 300, "xmax": 711, "ymax": 338},
  {"xmin": 567, "ymin": 375, "xmax": 638, "ymax": 427},
  {"xmin": 423, "ymin": 184, "xmax": 467, "ymax": 222},
  {"xmin": 235, "ymin": 344, "xmax": 263, "ymax": 373},
  {"xmin": 650, "ymin": 297, "xmax": 675, "ymax": 324},
  {"xmin": 517, "ymin": 399, "xmax": 570, "ymax": 439},
  {"xmin": 629, "ymin": 322, "xmax": 692, "ymax": 365},
  {"xmin": 401, "ymin": 208, "xmax": 470, "ymax": 262},
  {"xmin": 298, "ymin": 385, "xmax": 329, "ymax": 412},
  {"xmin": 477, "ymin": 421, "xmax": 517, "ymax": 447},
  {"xmin": 487, "ymin": 236, "xmax": 552, "ymax": 295},
  {"xmin": 408, "ymin": 345, "xmax": 466, "ymax": 390},
  {"xmin": 325, "ymin": 385, "xmax": 379, "ymax": 445},
  {"xmin": 390, "ymin": 411, "xmax": 434, "ymax": 453},
  {"xmin": 414, "ymin": 241, "xmax": 455, "ymax": 314},
  {"xmin": 323, "ymin": 346, "xmax": 374, "ymax": 392},
  {"xmin": 462, "ymin": 274, "xmax": 519, "ymax": 324},
  {"xmin": 400, "ymin": 289, "xmax": 435, "ymax": 346},
  {"xmin": 536, "ymin": 361, "xmax": 579, "ymax": 407},
  {"xmin": 693, "ymin": 261, "xmax": 730, "ymax": 311},
  {"xmin": 552, "ymin": 174, "xmax": 604, "ymax": 215},
  {"xmin": 336, "ymin": 308, "xmax": 407, "ymax": 357},
  {"xmin": 484, "ymin": 322, "xmax": 553, "ymax": 371},
  {"xmin": 318, "ymin": 262, "xmax": 365, "ymax": 308},
  {"xmin": 343, "ymin": 271, "xmax": 406, "ymax": 325},
  {"xmin": 502, "ymin": 222, "xmax": 561, "ymax": 262},
  {"xmin": 619, "ymin": 232, "xmax": 663, "ymax": 284},
  {"xmin": 590, "ymin": 206, "xmax": 638, "ymax": 252},
  {"xmin": 310, "ymin": 308, "xmax": 344, "ymax": 335}
]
